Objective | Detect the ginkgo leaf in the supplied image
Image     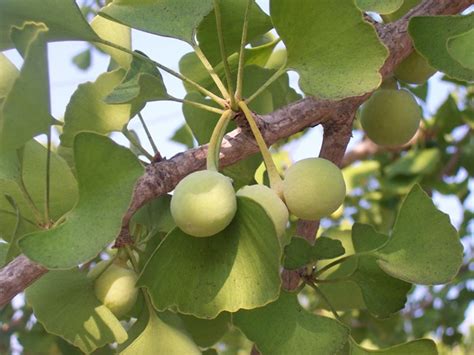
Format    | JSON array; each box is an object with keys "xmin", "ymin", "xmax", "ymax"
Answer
[
  {"xmin": 349, "ymin": 338, "xmax": 437, "ymax": 354},
  {"xmin": 0, "ymin": 54, "xmax": 19, "ymax": 98},
  {"xmin": 0, "ymin": 0, "xmax": 100, "ymax": 50},
  {"xmin": 138, "ymin": 197, "xmax": 281, "ymax": 319},
  {"xmin": 19, "ymin": 133, "xmax": 143, "ymax": 269},
  {"xmin": 270, "ymin": 0, "xmax": 388, "ymax": 99},
  {"xmin": 99, "ymin": 0, "xmax": 214, "ymax": 44},
  {"xmin": 233, "ymin": 291, "xmax": 349, "ymax": 355},
  {"xmin": 447, "ymin": 28, "xmax": 474, "ymax": 71},
  {"xmin": 354, "ymin": 0, "xmax": 404, "ymax": 15},
  {"xmin": 409, "ymin": 14, "xmax": 474, "ymax": 82},
  {"xmin": 0, "ymin": 23, "xmax": 54, "ymax": 153},
  {"xmin": 25, "ymin": 269, "xmax": 127, "ymax": 354}
]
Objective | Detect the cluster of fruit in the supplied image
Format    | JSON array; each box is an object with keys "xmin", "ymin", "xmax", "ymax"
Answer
[{"xmin": 169, "ymin": 157, "xmax": 346, "ymax": 239}]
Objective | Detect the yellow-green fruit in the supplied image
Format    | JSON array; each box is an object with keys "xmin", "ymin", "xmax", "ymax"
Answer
[
  {"xmin": 170, "ymin": 170, "xmax": 237, "ymax": 237},
  {"xmin": 394, "ymin": 50, "xmax": 436, "ymax": 85},
  {"xmin": 283, "ymin": 158, "xmax": 346, "ymax": 220},
  {"xmin": 360, "ymin": 89, "xmax": 421, "ymax": 147},
  {"xmin": 94, "ymin": 263, "xmax": 138, "ymax": 318},
  {"xmin": 265, "ymin": 49, "xmax": 287, "ymax": 70},
  {"xmin": 237, "ymin": 185, "xmax": 289, "ymax": 238}
]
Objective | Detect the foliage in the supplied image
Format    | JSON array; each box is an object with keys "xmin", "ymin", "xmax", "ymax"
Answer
[{"xmin": 0, "ymin": 0, "xmax": 473, "ymax": 354}]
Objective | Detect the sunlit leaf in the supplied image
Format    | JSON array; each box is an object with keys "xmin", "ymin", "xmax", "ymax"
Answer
[
  {"xmin": 19, "ymin": 133, "xmax": 143, "ymax": 269},
  {"xmin": 233, "ymin": 291, "xmax": 349, "ymax": 355},
  {"xmin": 349, "ymin": 338, "xmax": 437, "ymax": 354},
  {"xmin": 0, "ymin": 53, "xmax": 19, "ymax": 98},
  {"xmin": 100, "ymin": 0, "xmax": 214, "ymax": 44},
  {"xmin": 25, "ymin": 269, "xmax": 127, "ymax": 353},
  {"xmin": 354, "ymin": 0, "xmax": 404, "ymax": 15},
  {"xmin": 384, "ymin": 148, "xmax": 441, "ymax": 178},
  {"xmin": 409, "ymin": 14, "xmax": 474, "ymax": 82},
  {"xmin": 0, "ymin": 0, "xmax": 100, "ymax": 50},
  {"xmin": 374, "ymin": 185, "xmax": 463, "ymax": 284},
  {"xmin": 138, "ymin": 197, "xmax": 281, "ymax": 319},
  {"xmin": 0, "ymin": 23, "xmax": 54, "ymax": 153},
  {"xmin": 270, "ymin": 0, "xmax": 388, "ymax": 99}
]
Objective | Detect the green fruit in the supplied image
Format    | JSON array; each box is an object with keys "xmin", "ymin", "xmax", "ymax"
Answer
[
  {"xmin": 265, "ymin": 49, "xmax": 287, "ymax": 70},
  {"xmin": 360, "ymin": 89, "xmax": 421, "ymax": 147},
  {"xmin": 394, "ymin": 50, "xmax": 436, "ymax": 85},
  {"xmin": 94, "ymin": 263, "xmax": 138, "ymax": 318},
  {"xmin": 283, "ymin": 158, "xmax": 346, "ymax": 220},
  {"xmin": 170, "ymin": 170, "xmax": 237, "ymax": 237},
  {"xmin": 236, "ymin": 185, "xmax": 289, "ymax": 238}
]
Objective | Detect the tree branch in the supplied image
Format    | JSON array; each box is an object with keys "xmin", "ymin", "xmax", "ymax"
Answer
[{"xmin": 1, "ymin": 0, "xmax": 471, "ymax": 308}]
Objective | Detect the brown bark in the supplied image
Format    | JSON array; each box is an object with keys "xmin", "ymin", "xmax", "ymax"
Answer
[{"xmin": 1, "ymin": 0, "xmax": 472, "ymax": 308}]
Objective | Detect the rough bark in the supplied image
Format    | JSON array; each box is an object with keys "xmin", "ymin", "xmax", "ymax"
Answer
[{"xmin": 1, "ymin": 0, "xmax": 472, "ymax": 308}]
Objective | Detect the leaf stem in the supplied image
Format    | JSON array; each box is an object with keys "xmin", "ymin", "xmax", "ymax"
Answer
[
  {"xmin": 17, "ymin": 175, "xmax": 43, "ymax": 224},
  {"xmin": 306, "ymin": 281, "xmax": 341, "ymax": 320},
  {"xmin": 245, "ymin": 65, "xmax": 287, "ymax": 104},
  {"xmin": 207, "ymin": 110, "xmax": 234, "ymax": 171},
  {"xmin": 99, "ymin": 39, "xmax": 227, "ymax": 107},
  {"xmin": 313, "ymin": 254, "xmax": 355, "ymax": 278},
  {"xmin": 192, "ymin": 45, "xmax": 230, "ymax": 99},
  {"xmin": 238, "ymin": 101, "xmax": 284, "ymax": 197},
  {"xmin": 122, "ymin": 128, "xmax": 155, "ymax": 161},
  {"xmin": 168, "ymin": 96, "xmax": 225, "ymax": 115},
  {"xmin": 0, "ymin": 209, "xmax": 36, "ymax": 226},
  {"xmin": 213, "ymin": 0, "xmax": 237, "ymax": 110},
  {"xmin": 235, "ymin": 0, "xmax": 252, "ymax": 100},
  {"xmin": 44, "ymin": 126, "xmax": 52, "ymax": 225},
  {"xmin": 137, "ymin": 112, "xmax": 159, "ymax": 155}
]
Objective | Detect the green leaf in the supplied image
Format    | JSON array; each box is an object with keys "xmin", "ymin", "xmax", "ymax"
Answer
[
  {"xmin": 0, "ymin": 241, "xmax": 8, "ymax": 267},
  {"xmin": 196, "ymin": 0, "xmax": 272, "ymax": 65},
  {"xmin": 131, "ymin": 195, "xmax": 175, "ymax": 234},
  {"xmin": 99, "ymin": 0, "xmax": 214, "ymax": 44},
  {"xmin": 0, "ymin": 53, "xmax": 19, "ymax": 98},
  {"xmin": 270, "ymin": 0, "xmax": 388, "ymax": 99},
  {"xmin": 284, "ymin": 236, "xmax": 345, "ymax": 270},
  {"xmin": 105, "ymin": 53, "xmax": 169, "ymax": 106},
  {"xmin": 233, "ymin": 291, "xmax": 349, "ymax": 355},
  {"xmin": 180, "ymin": 312, "xmax": 230, "ymax": 348},
  {"xmin": 433, "ymin": 95, "xmax": 464, "ymax": 135},
  {"xmin": 61, "ymin": 70, "xmax": 134, "ymax": 147},
  {"xmin": 25, "ymin": 269, "xmax": 127, "ymax": 353},
  {"xmin": 354, "ymin": 0, "xmax": 404, "ymax": 15},
  {"xmin": 384, "ymin": 148, "xmax": 441, "ymax": 178},
  {"xmin": 19, "ymin": 133, "xmax": 143, "ymax": 269},
  {"xmin": 350, "ymin": 338, "xmax": 437, "ymax": 354},
  {"xmin": 342, "ymin": 161, "xmax": 381, "ymax": 193},
  {"xmin": 222, "ymin": 154, "xmax": 262, "ymax": 191},
  {"xmin": 91, "ymin": 14, "xmax": 132, "ymax": 69},
  {"xmin": 119, "ymin": 309, "xmax": 200, "ymax": 355},
  {"xmin": 72, "ymin": 49, "xmax": 92, "ymax": 71},
  {"xmin": 349, "ymin": 224, "xmax": 411, "ymax": 318},
  {"xmin": 447, "ymin": 28, "xmax": 474, "ymax": 71},
  {"xmin": 0, "ymin": 0, "xmax": 100, "ymax": 50},
  {"xmin": 0, "ymin": 23, "xmax": 54, "ymax": 153},
  {"xmin": 171, "ymin": 124, "xmax": 195, "ymax": 149},
  {"xmin": 409, "ymin": 14, "xmax": 474, "ymax": 82},
  {"xmin": 138, "ymin": 197, "xmax": 281, "ymax": 319},
  {"xmin": 374, "ymin": 185, "xmax": 463, "ymax": 284}
]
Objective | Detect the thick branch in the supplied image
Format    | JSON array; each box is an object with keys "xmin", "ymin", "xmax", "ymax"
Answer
[{"xmin": 1, "ymin": 0, "xmax": 471, "ymax": 308}]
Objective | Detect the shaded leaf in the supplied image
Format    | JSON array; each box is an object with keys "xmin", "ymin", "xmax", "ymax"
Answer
[
  {"xmin": 180, "ymin": 312, "xmax": 231, "ymax": 348},
  {"xmin": 138, "ymin": 197, "xmax": 281, "ymax": 319},
  {"xmin": 350, "ymin": 338, "xmax": 437, "ymax": 354},
  {"xmin": 0, "ymin": 53, "xmax": 19, "ymax": 98},
  {"xmin": 284, "ymin": 236, "xmax": 345, "ymax": 270},
  {"xmin": 171, "ymin": 123, "xmax": 195, "ymax": 149},
  {"xmin": 61, "ymin": 70, "xmax": 133, "ymax": 147},
  {"xmin": 233, "ymin": 291, "xmax": 349, "ymax": 355},
  {"xmin": 447, "ymin": 28, "xmax": 474, "ymax": 71},
  {"xmin": 196, "ymin": 0, "xmax": 272, "ymax": 65},
  {"xmin": 19, "ymin": 133, "xmax": 143, "ymax": 269},
  {"xmin": 270, "ymin": 0, "xmax": 388, "ymax": 99},
  {"xmin": 0, "ymin": 23, "xmax": 54, "ymax": 153},
  {"xmin": 100, "ymin": 0, "xmax": 213, "ymax": 44},
  {"xmin": 374, "ymin": 185, "xmax": 463, "ymax": 284},
  {"xmin": 0, "ymin": 242, "xmax": 8, "ymax": 267},
  {"xmin": 131, "ymin": 195, "xmax": 175, "ymax": 234},
  {"xmin": 25, "ymin": 269, "xmax": 127, "ymax": 353},
  {"xmin": 0, "ymin": 0, "xmax": 100, "ymax": 50},
  {"xmin": 384, "ymin": 148, "xmax": 441, "ymax": 178},
  {"xmin": 409, "ymin": 14, "xmax": 474, "ymax": 82},
  {"xmin": 72, "ymin": 49, "xmax": 92, "ymax": 71}
]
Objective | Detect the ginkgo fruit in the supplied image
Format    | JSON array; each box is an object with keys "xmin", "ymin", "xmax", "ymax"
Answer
[
  {"xmin": 360, "ymin": 89, "xmax": 421, "ymax": 147},
  {"xmin": 394, "ymin": 50, "xmax": 436, "ymax": 85},
  {"xmin": 170, "ymin": 170, "xmax": 237, "ymax": 237},
  {"xmin": 283, "ymin": 158, "xmax": 346, "ymax": 220},
  {"xmin": 237, "ymin": 184, "xmax": 289, "ymax": 239},
  {"xmin": 94, "ymin": 262, "xmax": 138, "ymax": 318}
]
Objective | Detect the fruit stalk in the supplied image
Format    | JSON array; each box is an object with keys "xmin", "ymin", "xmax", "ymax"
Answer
[{"xmin": 206, "ymin": 109, "xmax": 234, "ymax": 171}]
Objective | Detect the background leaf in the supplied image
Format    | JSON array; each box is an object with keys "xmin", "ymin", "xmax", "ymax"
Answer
[
  {"xmin": 25, "ymin": 269, "xmax": 127, "ymax": 353},
  {"xmin": 19, "ymin": 133, "xmax": 143, "ymax": 269},
  {"xmin": 138, "ymin": 197, "xmax": 282, "ymax": 319},
  {"xmin": 270, "ymin": 0, "xmax": 388, "ymax": 99},
  {"xmin": 0, "ymin": 53, "xmax": 19, "ymax": 98}
]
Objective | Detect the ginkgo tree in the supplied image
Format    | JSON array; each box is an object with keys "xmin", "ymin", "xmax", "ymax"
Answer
[{"xmin": 0, "ymin": 0, "xmax": 473, "ymax": 354}]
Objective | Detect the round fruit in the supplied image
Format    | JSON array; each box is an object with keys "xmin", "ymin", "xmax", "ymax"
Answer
[
  {"xmin": 170, "ymin": 170, "xmax": 237, "ymax": 237},
  {"xmin": 94, "ymin": 263, "xmax": 138, "ymax": 318},
  {"xmin": 283, "ymin": 158, "xmax": 346, "ymax": 220},
  {"xmin": 394, "ymin": 50, "xmax": 436, "ymax": 85},
  {"xmin": 237, "ymin": 184, "xmax": 289, "ymax": 238},
  {"xmin": 265, "ymin": 49, "xmax": 287, "ymax": 70},
  {"xmin": 360, "ymin": 89, "xmax": 421, "ymax": 147}
]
